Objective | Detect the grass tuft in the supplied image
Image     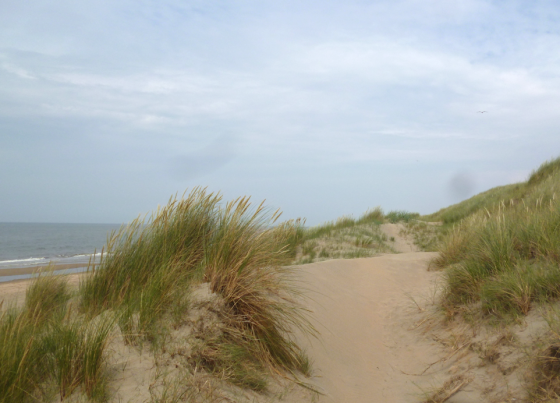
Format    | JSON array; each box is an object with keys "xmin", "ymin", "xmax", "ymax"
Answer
[
  {"xmin": 25, "ymin": 269, "xmax": 71, "ymax": 324},
  {"xmin": 0, "ymin": 308, "xmax": 43, "ymax": 403},
  {"xmin": 204, "ymin": 197, "xmax": 315, "ymax": 377},
  {"xmin": 3, "ymin": 189, "xmax": 314, "ymax": 399},
  {"xmin": 41, "ymin": 313, "xmax": 115, "ymax": 400}
]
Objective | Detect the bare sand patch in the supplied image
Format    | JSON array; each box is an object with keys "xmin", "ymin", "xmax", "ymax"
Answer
[{"xmin": 292, "ymin": 252, "xmax": 443, "ymax": 402}]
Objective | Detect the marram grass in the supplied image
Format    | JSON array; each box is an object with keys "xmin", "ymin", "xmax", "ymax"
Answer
[
  {"xmin": 433, "ymin": 156, "xmax": 560, "ymax": 317},
  {"xmin": 204, "ymin": 197, "xmax": 314, "ymax": 376},
  {"xmin": 0, "ymin": 274, "xmax": 113, "ymax": 403},
  {"xmin": 2, "ymin": 188, "xmax": 314, "ymax": 401},
  {"xmin": 80, "ymin": 188, "xmax": 221, "ymax": 319},
  {"xmin": 78, "ymin": 188, "xmax": 314, "ymax": 389}
]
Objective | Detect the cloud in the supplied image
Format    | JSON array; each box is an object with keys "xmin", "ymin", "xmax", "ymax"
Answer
[
  {"xmin": 1, "ymin": 61, "xmax": 35, "ymax": 79},
  {"xmin": 169, "ymin": 136, "xmax": 236, "ymax": 181},
  {"xmin": 1, "ymin": 0, "xmax": 560, "ymax": 222}
]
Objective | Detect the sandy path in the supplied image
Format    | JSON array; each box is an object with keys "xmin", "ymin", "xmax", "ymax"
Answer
[
  {"xmin": 380, "ymin": 223, "xmax": 418, "ymax": 253},
  {"xmin": 296, "ymin": 252, "xmax": 447, "ymax": 402}
]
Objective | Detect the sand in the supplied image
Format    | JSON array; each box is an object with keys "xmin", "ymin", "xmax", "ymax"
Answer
[
  {"xmin": 380, "ymin": 223, "xmax": 418, "ymax": 253},
  {"xmin": 294, "ymin": 252, "xmax": 444, "ymax": 402},
  {"xmin": 0, "ymin": 227, "xmax": 537, "ymax": 402},
  {"xmin": 0, "ymin": 272, "xmax": 83, "ymax": 307},
  {"xmin": 0, "ymin": 263, "xmax": 98, "ymax": 279}
]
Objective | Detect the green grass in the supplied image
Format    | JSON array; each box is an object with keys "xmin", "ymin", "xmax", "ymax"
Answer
[
  {"xmin": 0, "ymin": 274, "xmax": 113, "ymax": 403},
  {"xmin": 400, "ymin": 221, "xmax": 443, "ymax": 252},
  {"xmin": 421, "ymin": 159, "xmax": 560, "ymax": 399},
  {"xmin": 432, "ymin": 156, "xmax": 560, "ymax": 318},
  {"xmin": 0, "ymin": 307, "xmax": 43, "ymax": 403},
  {"xmin": 1, "ymin": 188, "xmax": 316, "ymax": 401},
  {"xmin": 80, "ymin": 188, "xmax": 220, "ymax": 321},
  {"xmin": 385, "ymin": 210, "xmax": 420, "ymax": 223},
  {"xmin": 24, "ymin": 269, "xmax": 71, "ymax": 324},
  {"xmin": 304, "ymin": 207, "xmax": 384, "ymax": 240},
  {"xmin": 293, "ymin": 222, "xmax": 393, "ymax": 264},
  {"xmin": 203, "ymin": 197, "xmax": 314, "ymax": 377},
  {"xmin": 293, "ymin": 206, "xmax": 419, "ymax": 264},
  {"xmin": 41, "ymin": 313, "xmax": 115, "ymax": 400},
  {"xmin": 423, "ymin": 183, "xmax": 527, "ymax": 225}
]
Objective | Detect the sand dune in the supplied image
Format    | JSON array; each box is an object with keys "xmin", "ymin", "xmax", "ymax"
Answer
[{"xmin": 1, "ymin": 227, "xmax": 513, "ymax": 402}]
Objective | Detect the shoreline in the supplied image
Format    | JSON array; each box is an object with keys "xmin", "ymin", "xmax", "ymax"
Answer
[{"xmin": 0, "ymin": 263, "xmax": 99, "ymax": 283}]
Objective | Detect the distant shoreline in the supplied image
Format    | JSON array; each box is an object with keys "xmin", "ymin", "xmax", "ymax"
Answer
[{"xmin": 0, "ymin": 263, "xmax": 99, "ymax": 282}]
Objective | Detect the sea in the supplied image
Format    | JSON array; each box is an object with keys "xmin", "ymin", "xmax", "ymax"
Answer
[{"xmin": 0, "ymin": 222, "xmax": 122, "ymax": 283}]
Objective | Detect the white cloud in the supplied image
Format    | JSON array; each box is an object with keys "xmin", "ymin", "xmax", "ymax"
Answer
[
  {"xmin": 1, "ymin": 61, "xmax": 36, "ymax": 79},
  {"xmin": 1, "ymin": 0, "xmax": 560, "ymax": 222}
]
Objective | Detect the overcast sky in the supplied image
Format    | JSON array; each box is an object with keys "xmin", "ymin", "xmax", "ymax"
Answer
[{"xmin": 1, "ymin": 0, "xmax": 559, "ymax": 225}]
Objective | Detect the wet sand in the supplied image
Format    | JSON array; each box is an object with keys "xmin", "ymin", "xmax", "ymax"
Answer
[{"xmin": 0, "ymin": 263, "xmax": 99, "ymax": 284}]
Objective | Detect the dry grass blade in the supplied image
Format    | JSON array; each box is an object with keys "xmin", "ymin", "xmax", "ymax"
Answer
[{"xmin": 423, "ymin": 375, "xmax": 471, "ymax": 403}]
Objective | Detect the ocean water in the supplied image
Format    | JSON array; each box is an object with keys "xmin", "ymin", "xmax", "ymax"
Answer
[{"xmin": 0, "ymin": 222, "xmax": 122, "ymax": 280}]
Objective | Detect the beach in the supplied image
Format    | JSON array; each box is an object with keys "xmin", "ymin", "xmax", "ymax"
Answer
[{"xmin": 0, "ymin": 250, "xmax": 515, "ymax": 402}]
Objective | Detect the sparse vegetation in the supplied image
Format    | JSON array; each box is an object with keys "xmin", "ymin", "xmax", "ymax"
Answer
[
  {"xmin": 529, "ymin": 306, "xmax": 560, "ymax": 401},
  {"xmin": 385, "ymin": 210, "xmax": 420, "ymax": 223},
  {"xmin": 293, "ymin": 207, "xmax": 426, "ymax": 264},
  {"xmin": 400, "ymin": 220, "xmax": 443, "ymax": 252}
]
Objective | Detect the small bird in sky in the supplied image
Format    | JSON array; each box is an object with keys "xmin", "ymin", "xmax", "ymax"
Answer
[{"xmin": 477, "ymin": 111, "xmax": 487, "ymax": 113}]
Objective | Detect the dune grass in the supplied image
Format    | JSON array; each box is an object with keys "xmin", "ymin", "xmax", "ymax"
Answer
[
  {"xmin": 431, "ymin": 157, "xmax": 560, "ymax": 318},
  {"xmin": 80, "ymin": 189, "xmax": 220, "ymax": 319},
  {"xmin": 41, "ymin": 313, "xmax": 115, "ymax": 400},
  {"xmin": 303, "ymin": 207, "xmax": 384, "ymax": 241},
  {"xmin": 417, "ymin": 157, "xmax": 560, "ymax": 400},
  {"xmin": 385, "ymin": 210, "xmax": 420, "ymax": 223},
  {"xmin": 423, "ymin": 183, "xmax": 528, "ymax": 225},
  {"xmin": 24, "ymin": 268, "xmax": 72, "ymax": 323},
  {"xmin": 0, "ymin": 273, "xmax": 113, "ymax": 403},
  {"xmin": 203, "ymin": 198, "xmax": 313, "ymax": 376},
  {"xmin": 1, "ymin": 189, "xmax": 314, "ymax": 401},
  {"xmin": 79, "ymin": 190, "xmax": 312, "ymax": 384},
  {"xmin": 0, "ymin": 307, "xmax": 43, "ymax": 403},
  {"xmin": 399, "ymin": 220, "xmax": 443, "ymax": 252},
  {"xmin": 294, "ymin": 206, "xmax": 426, "ymax": 263}
]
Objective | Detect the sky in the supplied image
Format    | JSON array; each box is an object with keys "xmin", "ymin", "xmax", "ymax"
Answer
[{"xmin": 1, "ymin": 0, "xmax": 559, "ymax": 225}]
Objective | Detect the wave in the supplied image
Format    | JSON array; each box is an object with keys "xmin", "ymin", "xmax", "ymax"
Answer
[
  {"xmin": 0, "ymin": 257, "xmax": 47, "ymax": 264},
  {"xmin": 0, "ymin": 253, "xmax": 108, "ymax": 270}
]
